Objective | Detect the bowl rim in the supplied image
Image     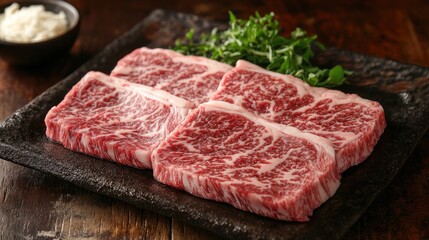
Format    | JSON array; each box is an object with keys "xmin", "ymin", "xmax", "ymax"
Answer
[{"xmin": 0, "ymin": 0, "xmax": 80, "ymax": 46}]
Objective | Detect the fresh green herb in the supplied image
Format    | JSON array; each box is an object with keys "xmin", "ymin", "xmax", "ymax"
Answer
[{"xmin": 174, "ymin": 12, "xmax": 349, "ymax": 87}]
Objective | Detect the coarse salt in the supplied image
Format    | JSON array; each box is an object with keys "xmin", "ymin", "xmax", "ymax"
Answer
[{"xmin": 0, "ymin": 3, "xmax": 68, "ymax": 43}]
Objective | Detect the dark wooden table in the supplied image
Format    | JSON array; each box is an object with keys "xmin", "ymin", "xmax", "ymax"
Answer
[{"xmin": 1, "ymin": 0, "xmax": 428, "ymax": 239}]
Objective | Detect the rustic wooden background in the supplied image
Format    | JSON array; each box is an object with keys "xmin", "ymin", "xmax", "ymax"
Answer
[{"xmin": 0, "ymin": 0, "xmax": 428, "ymax": 239}]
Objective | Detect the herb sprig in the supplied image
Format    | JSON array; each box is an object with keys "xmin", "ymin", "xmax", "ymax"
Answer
[{"xmin": 174, "ymin": 12, "xmax": 348, "ymax": 88}]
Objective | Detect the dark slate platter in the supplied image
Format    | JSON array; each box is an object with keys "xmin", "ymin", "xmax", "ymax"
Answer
[{"xmin": 0, "ymin": 9, "xmax": 428, "ymax": 240}]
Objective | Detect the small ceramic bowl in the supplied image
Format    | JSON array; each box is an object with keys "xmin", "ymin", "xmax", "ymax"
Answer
[{"xmin": 0, "ymin": 0, "xmax": 80, "ymax": 65}]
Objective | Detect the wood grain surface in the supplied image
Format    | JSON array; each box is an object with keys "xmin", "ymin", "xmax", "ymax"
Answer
[{"xmin": 0, "ymin": 0, "xmax": 428, "ymax": 239}]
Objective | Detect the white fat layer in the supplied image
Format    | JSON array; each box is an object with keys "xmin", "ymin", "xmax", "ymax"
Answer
[
  {"xmin": 135, "ymin": 149, "xmax": 150, "ymax": 166},
  {"xmin": 309, "ymin": 130, "xmax": 359, "ymax": 147},
  {"xmin": 257, "ymin": 148, "xmax": 296, "ymax": 175},
  {"xmin": 81, "ymin": 134, "xmax": 90, "ymax": 148},
  {"xmin": 107, "ymin": 144, "xmax": 115, "ymax": 160}
]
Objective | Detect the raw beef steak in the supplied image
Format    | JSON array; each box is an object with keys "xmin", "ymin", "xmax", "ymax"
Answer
[
  {"xmin": 45, "ymin": 71, "xmax": 194, "ymax": 169},
  {"xmin": 152, "ymin": 101, "xmax": 340, "ymax": 221},
  {"xmin": 110, "ymin": 47, "xmax": 233, "ymax": 106},
  {"xmin": 211, "ymin": 60, "xmax": 386, "ymax": 173}
]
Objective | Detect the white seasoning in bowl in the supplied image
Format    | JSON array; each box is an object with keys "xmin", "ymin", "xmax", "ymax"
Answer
[{"xmin": 0, "ymin": 3, "xmax": 68, "ymax": 43}]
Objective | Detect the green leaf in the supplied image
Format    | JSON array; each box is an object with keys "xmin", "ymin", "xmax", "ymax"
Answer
[
  {"xmin": 172, "ymin": 12, "xmax": 349, "ymax": 88},
  {"xmin": 228, "ymin": 11, "xmax": 236, "ymax": 22},
  {"xmin": 329, "ymin": 65, "xmax": 345, "ymax": 81},
  {"xmin": 291, "ymin": 27, "xmax": 306, "ymax": 39}
]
